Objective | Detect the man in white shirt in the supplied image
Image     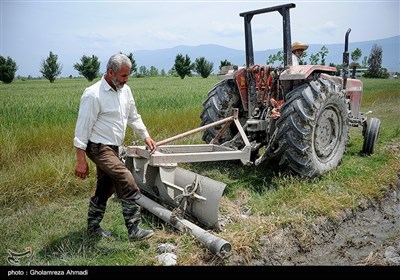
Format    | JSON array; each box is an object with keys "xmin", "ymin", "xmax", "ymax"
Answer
[
  {"xmin": 291, "ymin": 41, "xmax": 308, "ymax": 66},
  {"xmin": 74, "ymin": 53, "xmax": 157, "ymax": 241}
]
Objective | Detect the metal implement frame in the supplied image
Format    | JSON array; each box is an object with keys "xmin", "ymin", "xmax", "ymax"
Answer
[
  {"xmin": 126, "ymin": 108, "xmax": 251, "ymax": 165},
  {"xmin": 125, "ymin": 108, "xmax": 251, "ymax": 258}
]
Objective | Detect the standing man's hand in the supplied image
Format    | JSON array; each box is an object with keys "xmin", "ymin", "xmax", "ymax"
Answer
[
  {"xmin": 75, "ymin": 148, "xmax": 89, "ymax": 179},
  {"xmin": 144, "ymin": 137, "xmax": 157, "ymax": 155}
]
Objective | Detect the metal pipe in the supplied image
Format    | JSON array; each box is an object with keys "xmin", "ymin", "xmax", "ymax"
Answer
[
  {"xmin": 239, "ymin": 3, "xmax": 295, "ymax": 67},
  {"xmin": 156, "ymin": 115, "xmax": 235, "ymax": 147},
  {"xmin": 281, "ymin": 5, "xmax": 293, "ymax": 67},
  {"xmin": 342, "ymin": 28, "xmax": 351, "ymax": 90},
  {"xmin": 136, "ymin": 194, "xmax": 232, "ymax": 259}
]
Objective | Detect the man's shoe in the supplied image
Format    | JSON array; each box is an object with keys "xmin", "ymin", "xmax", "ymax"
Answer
[
  {"xmin": 88, "ymin": 227, "xmax": 112, "ymax": 238},
  {"xmin": 129, "ymin": 227, "xmax": 154, "ymax": 241}
]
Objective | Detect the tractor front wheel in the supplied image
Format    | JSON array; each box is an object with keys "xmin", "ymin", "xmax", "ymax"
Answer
[{"xmin": 362, "ymin": 117, "xmax": 381, "ymax": 155}]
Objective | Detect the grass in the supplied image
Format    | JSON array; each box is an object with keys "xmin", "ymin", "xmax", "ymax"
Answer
[{"xmin": 0, "ymin": 76, "xmax": 399, "ymax": 266}]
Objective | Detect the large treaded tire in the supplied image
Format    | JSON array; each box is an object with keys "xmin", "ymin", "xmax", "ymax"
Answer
[
  {"xmin": 200, "ymin": 79, "xmax": 243, "ymax": 143},
  {"xmin": 362, "ymin": 117, "xmax": 381, "ymax": 155},
  {"xmin": 273, "ymin": 78, "xmax": 349, "ymax": 178}
]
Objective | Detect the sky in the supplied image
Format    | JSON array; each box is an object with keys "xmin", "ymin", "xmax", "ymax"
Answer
[{"xmin": 1, "ymin": 0, "xmax": 399, "ymax": 77}]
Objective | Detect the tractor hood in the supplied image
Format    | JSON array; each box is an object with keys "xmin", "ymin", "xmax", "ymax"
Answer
[{"xmin": 280, "ymin": 65, "xmax": 337, "ymax": 80}]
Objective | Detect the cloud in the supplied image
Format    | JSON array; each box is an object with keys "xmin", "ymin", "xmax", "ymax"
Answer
[
  {"xmin": 319, "ymin": 21, "xmax": 339, "ymax": 36},
  {"xmin": 210, "ymin": 20, "xmax": 242, "ymax": 36},
  {"xmin": 76, "ymin": 32, "xmax": 109, "ymax": 44}
]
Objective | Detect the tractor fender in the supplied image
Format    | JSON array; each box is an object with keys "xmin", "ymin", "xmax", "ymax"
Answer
[
  {"xmin": 344, "ymin": 78, "xmax": 363, "ymax": 120},
  {"xmin": 234, "ymin": 68, "xmax": 249, "ymax": 111},
  {"xmin": 279, "ymin": 65, "xmax": 337, "ymax": 80}
]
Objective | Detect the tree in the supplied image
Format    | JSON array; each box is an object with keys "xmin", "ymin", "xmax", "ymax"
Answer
[
  {"xmin": 319, "ymin": 45, "xmax": 329, "ymax": 65},
  {"xmin": 362, "ymin": 56, "xmax": 368, "ymax": 67},
  {"xmin": 73, "ymin": 55, "xmax": 100, "ymax": 82},
  {"xmin": 174, "ymin": 53, "xmax": 193, "ymax": 79},
  {"xmin": 219, "ymin": 59, "xmax": 232, "ymax": 71},
  {"xmin": 126, "ymin": 53, "xmax": 137, "ymax": 75},
  {"xmin": 168, "ymin": 67, "xmax": 177, "ymax": 77},
  {"xmin": 194, "ymin": 57, "xmax": 213, "ymax": 78},
  {"xmin": 299, "ymin": 51, "xmax": 308, "ymax": 65},
  {"xmin": 0, "ymin": 56, "xmax": 18, "ymax": 84},
  {"xmin": 266, "ymin": 51, "xmax": 283, "ymax": 66},
  {"xmin": 40, "ymin": 51, "xmax": 62, "ymax": 83},
  {"xmin": 309, "ymin": 52, "xmax": 320, "ymax": 65},
  {"xmin": 364, "ymin": 44, "xmax": 383, "ymax": 78},
  {"xmin": 351, "ymin": 48, "xmax": 362, "ymax": 63},
  {"xmin": 138, "ymin": 65, "xmax": 148, "ymax": 77},
  {"xmin": 149, "ymin": 66, "xmax": 159, "ymax": 76}
]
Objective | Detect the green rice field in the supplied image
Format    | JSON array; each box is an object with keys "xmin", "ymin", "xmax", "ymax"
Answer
[{"xmin": 0, "ymin": 76, "xmax": 399, "ymax": 265}]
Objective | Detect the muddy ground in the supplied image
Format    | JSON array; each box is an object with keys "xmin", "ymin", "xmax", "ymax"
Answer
[{"xmin": 226, "ymin": 174, "xmax": 400, "ymax": 266}]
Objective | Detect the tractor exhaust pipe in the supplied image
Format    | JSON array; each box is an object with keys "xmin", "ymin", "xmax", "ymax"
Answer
[
  {"xmin": 136, "ymin": 194, "xmax": 232, "ymax": 259},
  {"xmin": 342, "ymin": 28, "xmax": 351, "ymax": 90}
]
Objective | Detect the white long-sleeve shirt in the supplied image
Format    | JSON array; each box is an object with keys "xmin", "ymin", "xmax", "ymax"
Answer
[
  {"xmin": 292, "ymin": 53, "xmax": 300, "ymax": 66},
  {"xmin": 74, "ymin": 76, "xmax": 150, "ymax": 150}
]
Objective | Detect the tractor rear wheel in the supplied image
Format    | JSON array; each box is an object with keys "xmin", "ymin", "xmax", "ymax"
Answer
[
  {"xmin": 273, "ymin": 78, "xmax": 349, "ymax": 178},
  {"xmin": 200, "ymin": 78, "xmax": 244, "ymax": 144}
]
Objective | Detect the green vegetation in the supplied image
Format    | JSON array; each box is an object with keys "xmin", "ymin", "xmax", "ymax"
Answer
[
  {"xmin": 0, "ymin": 77, "xmax": 399, "ymax": 265},
  {"xmin": 73, "ymin": 55, "xmax": 100, "ymax": 82},
  {"xmin": 39, "ymin": 51, "xmax": 63, "ymax": 83},
  {"xmin": 0, "ymin": 56, "xmax": 18, "ymax": 84},
  {"xmin": 193, "ymin": 57, "xmax": 214, "ymax": 78},
  {"xmin": 174, "ymin": 54, "xmax": 193, "ymax": 79}
]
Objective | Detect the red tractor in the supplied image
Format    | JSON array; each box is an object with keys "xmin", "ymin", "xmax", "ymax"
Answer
[
  {"xmin": 125, "ymin": 3, "xmax": 381, "ymax": 258},
  {"xmin": 200, "ymin": 3, "xmax": 381, "ymax": 178}
]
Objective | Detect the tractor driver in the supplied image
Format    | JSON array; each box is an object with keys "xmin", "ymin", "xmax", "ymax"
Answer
[{"xmin": 291, "ymin": 41, "xmax": 308, "ymax": 66}]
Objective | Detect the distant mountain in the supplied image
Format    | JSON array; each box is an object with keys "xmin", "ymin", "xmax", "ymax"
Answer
[{"xmin": 134, "ymin": 35, "xmax": 399, "ymax": 73}]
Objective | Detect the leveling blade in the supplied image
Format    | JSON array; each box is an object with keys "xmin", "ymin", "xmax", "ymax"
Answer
[{"xmin": 126, "ymin": 155, "xmax": 226, "ymax": 231}]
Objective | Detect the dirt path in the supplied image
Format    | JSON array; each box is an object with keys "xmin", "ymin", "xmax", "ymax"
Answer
[{"xmin": 227, "ymin": 175, "xmax": 400, "ymax": 266}]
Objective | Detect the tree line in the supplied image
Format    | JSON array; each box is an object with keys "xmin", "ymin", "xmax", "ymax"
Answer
[
  {"xmin": 0, "ymin": 44, "xmax": 394, "ymax": 84},
  {"xmin": 266, "ymin": 44, "xmax": 391, "ymax": 79},
  {"xmin": 0, "ymin": 51, "xmax": 220, "ymax": 83}
]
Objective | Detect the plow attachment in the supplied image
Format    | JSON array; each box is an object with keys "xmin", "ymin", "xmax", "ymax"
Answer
[
  {"xmin": 124, "ymin": 109, "xmax": 250, "ymax": 258},
  {"xmin": 126, "ymin": 159, "xmax": 226, "ymax": 231}
]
